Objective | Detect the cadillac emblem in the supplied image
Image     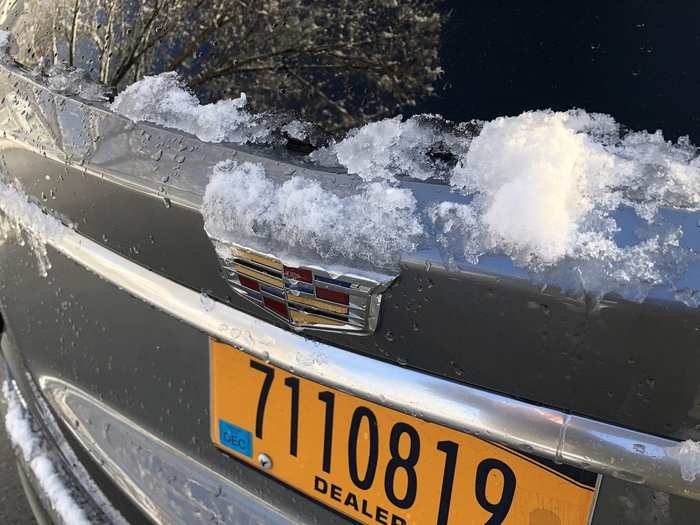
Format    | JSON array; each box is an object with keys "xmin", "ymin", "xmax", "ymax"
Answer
[{"xmin": 210, "ymin": 240, "xmax": 397, "ymax": 334}]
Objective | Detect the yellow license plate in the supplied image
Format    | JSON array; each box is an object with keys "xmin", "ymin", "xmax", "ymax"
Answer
[{"xmin": 210, "ymin": 341, "xmax": 597, "ymax": 524}]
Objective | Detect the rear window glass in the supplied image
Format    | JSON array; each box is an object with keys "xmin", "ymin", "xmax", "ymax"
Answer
[
  {"xmin": 4, "ymin": 1, "xmax": 699, "ymax": 139},
  {"xmin": 420, "ymin": 2, "xmax": 700, "ymax": 143}
]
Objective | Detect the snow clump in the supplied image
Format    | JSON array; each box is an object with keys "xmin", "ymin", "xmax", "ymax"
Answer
[
  {"xmin": 667, "ymin": 440, "xmax": 700, "ymax": 482},
  {"xmin": 0, "ymin": 30, "xmax": 17, "ymax": 60},
  {"xmin": 110, "ymin": 72, "xmax": 272, "ymax": 144},
  {"xmin": 3, "ymin": 381, "xmax": 91, "ymax": 525},
  {"xmin": 202, "ymin": 160, "xmax": 423, "ymax": 268},
  {"xmin": 432, "ymin": 110, "xmax": 697, "ymax": 297},
  {"xmin": 0, "ymin": 178, "xmax": 68, "ymax": 277},
  {"xmin": 109, "ymin": 68, "xmax": 700, "ymax": 298},
  {"xmin": 314, "ymin": 114, "xmax": 472, "ymax": 182}
]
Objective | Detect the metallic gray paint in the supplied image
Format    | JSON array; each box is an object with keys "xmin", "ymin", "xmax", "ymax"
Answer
[
  {"xmin": 3, "ymin": 58, "xmax": 700, "ymax": 445},
  {"xmin": 0, "ymin": 241, "xmax": 351, "ymax": 524},
  {"xmin": 11, "ymin": 205, "xmax": 700, "ymax": 503},
  {"xmin": 2, "ymin": 45, "xmax": 700, "ymax": 524}
]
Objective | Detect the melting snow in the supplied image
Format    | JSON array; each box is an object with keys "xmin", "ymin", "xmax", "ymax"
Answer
[
  {"xmin": 281, "ymin": 120, "xmax": 312, "ymax": 142},
  {"xmin": 313, "ymin": 114, "xmax": 471, "ymax": 182},
  {"xmin": 0, "ymin": 30, "xmax": 11, "ymax": 48},
  {"xmin": 110, "ymin": 72, "xmax": 273, "ymax": 144},
  {"xmin": 3, "ymin": 381, "xmax": 91, "ymax": 525},
  {"xmin": 81, "ymin": 70, "xmax": 700, "ymax": 297},
  {"xmin": 0, "ymin": 30, "xmax": 16, "ymax": 60},
  {"xmin": 203, "ymin": 160, "xmax": 423, "ymax": 268},
  {"xmin": 0, "ymin": 179, "xmax": 68, "ymax": 277},
  {"xmin": 40, "ymin": 62, "xmax": 111, "ymax": 102},
  {"xmin": 667, "ymin": 440, "xmax": 700, "ymax": 482},
  {"xmin": 200, "ymin": 291, "xmax": 216, "ymax": 312},
  {"xmin": 202, "ymin": 109, "xmax": 700, "ymax": 299},
  {"xmin": 439, "ymin": 110, "xmax": 696, "ymax": 298}
]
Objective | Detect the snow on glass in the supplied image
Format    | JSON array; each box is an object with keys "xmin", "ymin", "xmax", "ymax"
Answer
[
  {"xmin": 3, "ymin": 381, "xmax": 91, "ymax": 525},
  {"xmin": 109, "ymin": 72, "xmax": 700, "ymax": 300},
  {"xmin": 311, "ymin": 114, "xmax": 472, "ymax": 181},
  {"xmin": 110, "ymin": 72, "xmax": 273, "ymax": 144}
]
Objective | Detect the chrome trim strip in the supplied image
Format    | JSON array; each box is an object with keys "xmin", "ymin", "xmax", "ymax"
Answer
[
  {"xmin": 47, "ymin": 228, "xmax": 700, "ymax": 501},
  {"xmin": 1, "ymin": 370, "xmax": 127, "ymax": 525},
  {"xmin": 586, "ymin": 476, "xmax": 603, "ymax": 525},
  {"xmin": 38, "ymin": 375, "xmax": 296, "ymax": 525}
]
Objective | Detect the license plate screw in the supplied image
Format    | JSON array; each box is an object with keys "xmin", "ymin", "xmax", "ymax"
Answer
[{"xmin": 257, "ymin": 453, "xmax": 273, "ymax": 470}]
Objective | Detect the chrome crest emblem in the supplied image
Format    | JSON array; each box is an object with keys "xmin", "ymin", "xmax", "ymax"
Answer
[{"xmin": 211, "ymin": 240, "xmax": 396, "ymax": 334}]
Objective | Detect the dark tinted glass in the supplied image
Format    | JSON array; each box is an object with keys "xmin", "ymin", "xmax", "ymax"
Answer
[
  {"xmin": 2, "ymin": 0, "xmax": 442, "ymax": 131},
  {"xmin": 4, "ymin": 1, "xmax": 700, "ymax": 140},
  {"xmin": 418, "ymin": 2, "xmax": 700, "ymax": 142}
]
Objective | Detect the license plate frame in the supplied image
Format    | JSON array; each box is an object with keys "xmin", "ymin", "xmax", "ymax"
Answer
[{"xmin": 210, "ymin": 340, "xmax": 598, "ymax": 524}]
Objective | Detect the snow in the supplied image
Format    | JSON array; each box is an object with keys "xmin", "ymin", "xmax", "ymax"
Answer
[
  {"xmin": 202, "ymin": 160, "xmax": 423, "ymax": 268},
  {"xmin": 450, "ymin": 111, "xmax": 700, "ymax": 263},
  {"xmin": 0, "ymin": 31, "xmax": 10, "ymax": 48},
  {"xmin": 200, "ymin": 291, "xmax": 215, "ymax": 312},
  {"xmin": 102, "ymin": 71, "xmax": 700, "ymax": 298},
  {"xmin": 0, "ymin": 30, "xmax": 15, "ymax": 60},
  {"xmin": 433, "ymin": 110, "xmax": 699, "ymax": 297},
  {"xmin": 41, "ymin": 62, "xmax": 111, "ymax": 102},
  {"xmin": 667, "ymin": 440, "xmax": 700, "ymax": 482},
  {"xmin": 281, "ymin": 120, "xmax": 312, "ymax": 141},
  {"xmin": 3, "ymin": 381, "xmax": 91, "ymax": 525},
  {"xmin": 199, "ymin": 109, "xmax": 700, "ymax": 297},
  {"xmin": 451, "ymin": 111, "xmax": 611, "ymax": 265},
  {"xmin": 0, "ymin": 179, "xmax": 68, "ymax": 277},
  {"xmin": 110, "ymin": 72, "xmax": 273, "ymax": 144},
  {"xmin": 314, "ymin": 114, "xmax": 471, "ymax": 182}
]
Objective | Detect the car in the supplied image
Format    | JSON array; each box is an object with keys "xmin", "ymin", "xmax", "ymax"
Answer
[{"xmin": 1, "ymin": 1, "xmax": 700, "ymax": 524}]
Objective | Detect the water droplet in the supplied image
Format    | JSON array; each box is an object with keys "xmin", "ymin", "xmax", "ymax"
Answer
[
  {"xmin": 200, "ymin": 291, "xmax": 215, "ymax": 311},
  {"xmin": 450, "ymin": 360, "xmax": 464, "ymax": 377}
]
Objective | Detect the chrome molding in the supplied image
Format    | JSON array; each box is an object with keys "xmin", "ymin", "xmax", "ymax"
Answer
[
  {"xmin": 43, "ymin": 226, "xmax": 700, "ymax": 501},
  {"xmin": 38, "ymin": 375, "xmax": 296, "ymax": 525},
  {"xmin": 1, "ymin": 372, "xmax": 127, "ymax": 525}
]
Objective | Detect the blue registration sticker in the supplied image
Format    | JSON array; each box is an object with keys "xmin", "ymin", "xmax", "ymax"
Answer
[{"xmin": 218, "ymin": 419, "xmax": 253, "ymax": 458}]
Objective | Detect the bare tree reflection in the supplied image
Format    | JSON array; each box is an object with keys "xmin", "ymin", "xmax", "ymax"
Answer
[{"xmin": 4, "ymin": 0, "xmax": 443, "ymax": 130}]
